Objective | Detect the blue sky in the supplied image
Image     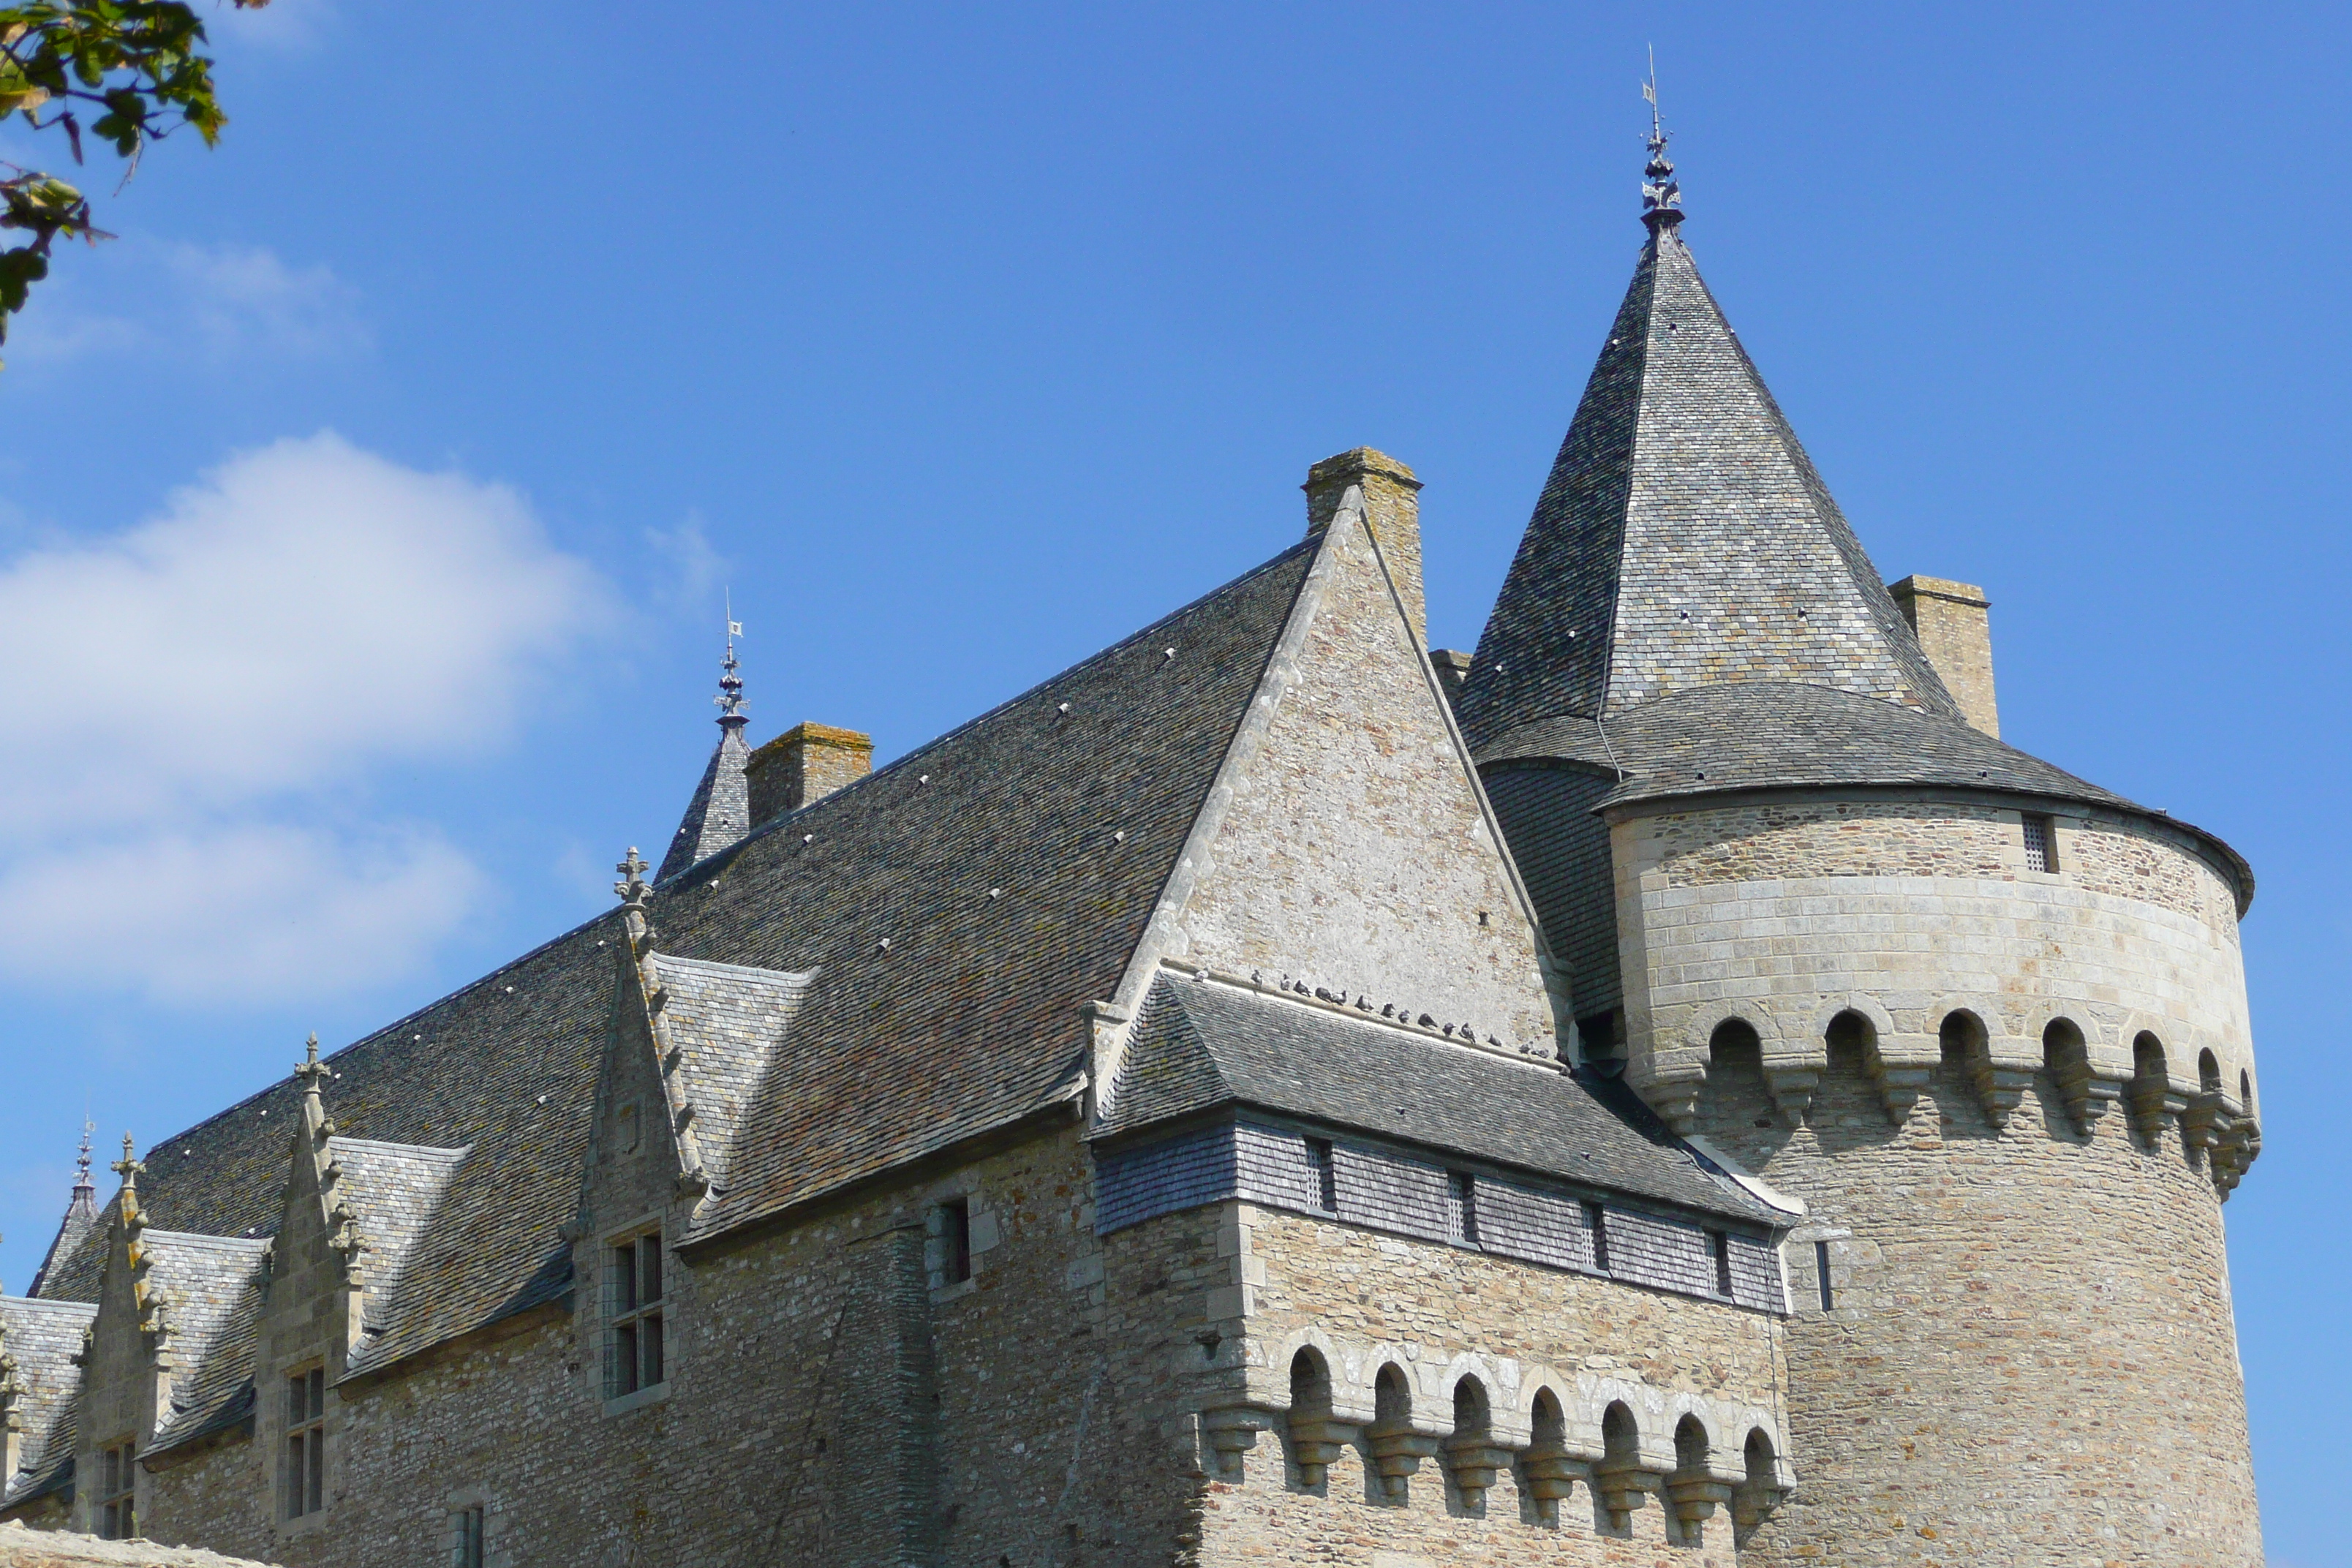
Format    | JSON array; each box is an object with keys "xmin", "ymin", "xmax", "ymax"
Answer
[{"xmin": 1, "ymin": 2, "xmax": 2342, "ymax": 1553}]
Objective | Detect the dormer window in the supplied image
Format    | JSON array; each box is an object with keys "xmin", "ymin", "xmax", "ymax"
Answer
[{"xmin": 604, "ymin": 1227, "xmax": 667, "ymax": 1404}]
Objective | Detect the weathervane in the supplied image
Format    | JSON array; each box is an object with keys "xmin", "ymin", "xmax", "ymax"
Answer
[
  {"xmin": 1641, "ymin": 47, "xmax": 1683, "ymax": 232},
  {"xmin": 715, "ymin": 591, "xmax": 746, "ymax": 728}
]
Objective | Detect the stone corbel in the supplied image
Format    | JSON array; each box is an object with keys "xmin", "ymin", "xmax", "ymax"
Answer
[
  {"xmin": 1733, "ymin": 1473, "xmax": 1791, "ymax": 1531},
  {"xmin": 1518, "ymin": 1441, "xmax": 1597, "ymax": 1521},
  {"xmin": 1443, "ymin": 1428, "xmax": 1515, "ymax": 1507},
  {"xmin": 1365, "ymin": 1417, "xmax": 1444, "ymax": 1501},
  {"xmin": 1197, "ymin": 1404, "xmax": 1278, "ymax": 1480},
  {"xmin": 1591, "ymin": 1452, "xmax": 1658, "ymax": 1526},
  {"xmin": 2127, "ymin": 1064, "xmax": 2190, "ymax": 1148},
  {"xmin": 1869, "ymin": 1044, "xmax": 1937, "ymax": 1127},
  {"xmin": 1975, "ymin": 1040, "xmax": 2041, "ymax": 1131},
  {"xmin": 1666, "ymin": 1468, "xmax": 1737, "ymax": 1530},
  {"xmin": 1286, "ymin": 1415, "xmax": 1359, "ymax": 1488}
]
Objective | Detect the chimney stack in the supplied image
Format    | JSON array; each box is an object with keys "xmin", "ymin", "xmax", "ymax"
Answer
[
  {"xmin": 746, "ymin": 723, "xmax": 874, "ymax": 825},
  {"xmin": 1889, "ymin": 576, "xmax": 1998, "ymax": 736},
  {"xmin": 1305, "ymin": 448, "xmax": 1425, "ymax": 647}
]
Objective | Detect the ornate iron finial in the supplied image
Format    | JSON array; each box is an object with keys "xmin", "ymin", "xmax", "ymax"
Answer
[
  {"xmin": 715, "ymin": 641, "xmax": 746, "ymax": 728},
  {"xmin": 74, "ymin": 1117, "xmax": 94, "ymax": 1192},
  {"xmin": 1641, "ymin": 48, "xmax": 1683, "ymax": 233},
  {"xmin": 110, "ymin": 1133, "xmax": 144, "ymax": 1195}
]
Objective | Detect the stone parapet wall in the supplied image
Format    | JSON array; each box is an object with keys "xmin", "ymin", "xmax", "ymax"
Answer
[
  {"xmin": 1613, "ymin": 799, "xmax": 2258, "ymax": 1147},
  {"xmin": 1168, "ymin": 1204, "xmax": 1792, "ymax": 1564}
]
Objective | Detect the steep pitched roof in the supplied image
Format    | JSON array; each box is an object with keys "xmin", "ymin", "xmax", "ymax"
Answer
[
  {"xmin": 325, "ymin": 1138, "xmax": 468, "ymax": 1373},
  {"xmin": 644, "ymin": 954, "xmax": 813, "ymax": 1200},
  {"xmin": 1455, "ymin": 223, "xmax": 1959, "ymax": 754},
  {"xmin": 1098, "ymin": 973, "xmax": 1775, "ymax": 1225},
  {"xmin": 36, "ymin": 536, "xmax": 1319, "ymax": 1370},
  {"xmin": 1, "ymin": 1295, "xmax": 96, "ymax": 1507},
  {"xmin": 26, "ymin": 1171, "xmax": 97, "ymax": 1302},
  {"xmin": 129, "ymin": 1232, "xmax": 268, "ymax": 1455}
]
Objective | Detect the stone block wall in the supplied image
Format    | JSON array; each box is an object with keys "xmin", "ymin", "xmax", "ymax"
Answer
[
  {"xmin": 1693, "ymin": 1035, "xmax": 2260, "ymax": 1567},
  {"xmin": 1160, "ymin": 1203, "xmax": 1790, "ymax": 1565},
  {"xmin": 120, "ymin": 1123, "xmax": 1233, "ymax": 1568}
]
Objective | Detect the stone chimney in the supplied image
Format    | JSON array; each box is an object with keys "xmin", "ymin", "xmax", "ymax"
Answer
[
  {"xmin": 746, "ymin": 723, "xmax": 874, "ymax": 825},
  {"xmin": 1306, "ymin": 448, "xmax": 1425, "ymax": 646},
  {"xmin": 1889, "ymin": 576, "xmax": 1998, "ymax": 736},
  {"xmin": 1429, "ymin": 649, "xmax": 1471, "ymax": 706}
]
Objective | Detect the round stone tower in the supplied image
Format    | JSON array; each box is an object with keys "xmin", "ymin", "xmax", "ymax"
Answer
[{"xmin": 1455, "ymin": 139, "xmax": 2263, "ymax": 1565}]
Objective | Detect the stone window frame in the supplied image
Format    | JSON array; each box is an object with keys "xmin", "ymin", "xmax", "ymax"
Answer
[
  {"xmin": 94, "ymin": 1435, "xmax": 137, "ymax": 1539},
  {"xmin": 281, "ymin": 1362, "xmax": 328, "ymax": 1523},
  {"xmin": 600, "ymin": 1215, "xmax": 671, "ymax": 1417},
  {"xmin": 445, "ymin": 1483, "xmax": 505, "ymax": 1568},
  {"xmin": 2019, "ymin": 810, "xmax": 2061, "ymax": 875},
  {"xmin": 925, "ymin": 1183, "xmax": 1000, "ymax": 1302}
]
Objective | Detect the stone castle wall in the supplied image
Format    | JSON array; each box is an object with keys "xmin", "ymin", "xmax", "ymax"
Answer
[
  {"xmin": 1695, "ymin": 1036, "xmax": 2260, "ymax": 1567},
  {"xmin": 1612, "ymin": 793, "xmax": 2261, "ymax": 1567},
  {"xmin": 121, "ymin": 1123, "xmax": 1212, "ymax": 1568},
  {"xmin": 1156, "ymin": 1202, "xmax": 1790, "ymax": 1566}
]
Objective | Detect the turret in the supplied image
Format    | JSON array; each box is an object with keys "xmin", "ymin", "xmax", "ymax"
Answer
[{"xmin": 1461, "ymin": 119, "xmax": 2263, "ymax": 1565}]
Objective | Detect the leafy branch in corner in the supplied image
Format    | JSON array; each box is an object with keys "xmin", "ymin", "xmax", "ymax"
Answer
[{"xmin": 0, "ymin": 0, "xmax": 265, "ymax": 368}]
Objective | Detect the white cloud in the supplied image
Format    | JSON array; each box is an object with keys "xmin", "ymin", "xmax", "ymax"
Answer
[
  {"xmin": 0, "ymin": 433, "xmax": 613, "ymax": 1001},
  {"xmin": 644, "ymin": 512, "xmax": 730, "ymax": 617},
  {"xmin": 0, "ymin": 823, "xmax": 486, "ymax": 1001},
  {"xmin": 6, "ymin": 238, "xmax": 366, "ymax": 368},
  {"xmin": 169, "ymin": 241, "xmax": 368, "ymax": 357}
]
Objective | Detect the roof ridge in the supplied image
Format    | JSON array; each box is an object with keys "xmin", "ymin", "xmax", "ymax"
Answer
[
  {"xmin": 647, "ymin": 951, "xmax": 817, "ymax": 986},
  {"xmin": 685, "ymin": 537, "xmax": 1323, "ymax": 883}
]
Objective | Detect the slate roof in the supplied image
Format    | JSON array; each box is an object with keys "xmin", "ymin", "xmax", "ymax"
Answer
[
  {"xmin": 1, "ymin": 1295, "xmax": 95, "ymax": 1506},
  {"xmin": 647, "ymin": 954, "xmax": 813, "ymax": 1199},
  {"xmin": 36, "ymin": 537, "xmax": 1321, "ymax": 1376},
  {"xmin": 26, "ymin": 1179, "xmax": 97, "ymax": 1301},
  {"xmin": 1474, "ymin": 681, "xmax": 2253, "ymax": 912},
  {"xmin": 1098, "ymin": 973, "xmax": 1778, "ymax": 1226},
  {"xmin": 657, "ymin": 716, "xmax": 752, "ymax": 883},
  {"xmin": 328, "ymin": 1139, "xmax": 468, "ymax": 1368},
  {"xmin": 1454, "ymin": 224, "xmax": 1958, "ymax": 752},
  {"xmin": 130, "ymin": 1232, "xmax": 268, "ymax": 1456}
]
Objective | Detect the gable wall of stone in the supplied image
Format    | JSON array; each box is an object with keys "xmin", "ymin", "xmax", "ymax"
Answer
[{"xmin": 1165, "ymin": 509, "xmax": 1558, "ymax": 1052}]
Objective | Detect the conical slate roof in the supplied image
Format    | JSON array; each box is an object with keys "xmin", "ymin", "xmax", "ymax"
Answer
[
  {"xmin": 657, "ymin": 644, "xmax": 753, "ymax": 883},
  {"xmin": 1455, "ymin": 222, "xmax": 1959, "ymax": 753}
]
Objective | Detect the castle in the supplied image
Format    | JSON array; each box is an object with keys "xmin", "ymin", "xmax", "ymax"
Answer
[{"xmin": 0, "ymin": 131, "xmax": 2264, "ymax": 1567}]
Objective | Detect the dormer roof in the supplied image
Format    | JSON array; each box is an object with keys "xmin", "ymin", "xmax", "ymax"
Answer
[{"xmin": 0, "ymin": 1294, "xmax": 97, "ymax": 1507}]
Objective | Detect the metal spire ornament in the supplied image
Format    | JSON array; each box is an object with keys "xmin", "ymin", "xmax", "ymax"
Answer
[{"xmin": 1640, "ymin": 49, "xmax": 1683, "ymax": 233}]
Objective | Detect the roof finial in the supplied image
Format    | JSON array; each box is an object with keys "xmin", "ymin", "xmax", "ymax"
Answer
[
  {"xmin": 110, "ymin": 1133, "xmax": 144, "ymax": 1199},
  {"xmin": 72, "ymin": 1117, "xmax": 94, "ymax": 1196},
  {"xmin": 715, "ymin": 593, "xmax": 747, "ymax": 731},
  {"xmin": 614, "ymin": 845, "xmax": 652, "ymax": 942},
  {"xmin": 295, "ymin": 1031, "xmax": 331, "ymax": 1104},
  {"xmin": 1640, "ymin": 47, "xmax": 1683, "ymax": 233}
]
